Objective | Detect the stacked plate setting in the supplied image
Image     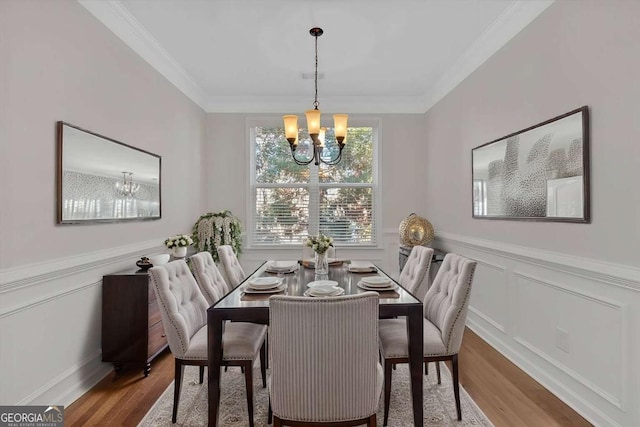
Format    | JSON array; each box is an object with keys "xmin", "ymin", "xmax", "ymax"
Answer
[
  {"xmin": 242, "ymin": 277, "xmax": 286, "ymax": 293},
  {"xmin": 265, "ymin": 260, "xmax": 298, "ymax": 274},
  {"xmin": 304, "ymin": 280, "xmax": 345, "ymax": 297},
  {"xmin": 356, "ymin": 276, "xmax": 397, "ymax": 291}
]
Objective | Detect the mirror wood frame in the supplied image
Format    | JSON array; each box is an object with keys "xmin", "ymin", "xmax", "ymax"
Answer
[{"xmin": 56, "ymin": 121, "xmax": 162, "ymax": 224}]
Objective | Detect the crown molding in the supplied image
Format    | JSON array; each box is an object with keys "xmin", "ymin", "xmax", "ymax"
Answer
[
  {"xmin": 78, "ymin": 0, "xmax": 208, "ymax": 110},
  {"xmin": 79, "ymin": 0, "xmax": 553, "ymax": 114},
  {"xmin": 421, "ymin": 0, "xmax": 554, "ymax": 112}
]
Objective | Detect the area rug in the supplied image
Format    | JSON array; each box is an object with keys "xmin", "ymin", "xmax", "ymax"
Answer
[{"xmin": 139, "ymin": 364, "xmax": 493, "ymax": 426}]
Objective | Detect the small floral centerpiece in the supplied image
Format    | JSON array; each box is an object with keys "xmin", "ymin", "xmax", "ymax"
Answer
[
  {"xmin": 164, "ymin": 234, "xmax": 193, "ymax": 258},
  {"xmin": 306, "ymin": 233, "xmax": 333, "ymax": 275},
  {"xmin": 305, "ymin": 233, "xmax": 334, "ymax": 254}
]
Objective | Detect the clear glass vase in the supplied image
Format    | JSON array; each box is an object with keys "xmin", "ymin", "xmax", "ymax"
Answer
[{"xmin": 315, "ymin": 251, "xmax": 329, "ymax": 275}]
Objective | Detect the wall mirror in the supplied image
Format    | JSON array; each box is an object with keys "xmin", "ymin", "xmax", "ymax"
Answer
[
  {"xmin": 57, "ymin": 121, "xmax": 161, "ymax": 224},
  {"xmin": 472, "ymin": 106, "xmax": 589, "ymax": 223}
]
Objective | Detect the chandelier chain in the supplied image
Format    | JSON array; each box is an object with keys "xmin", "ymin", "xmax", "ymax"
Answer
[{"xmin": 313, "ymin": 33, "xmax": 319, "ymax": 109}]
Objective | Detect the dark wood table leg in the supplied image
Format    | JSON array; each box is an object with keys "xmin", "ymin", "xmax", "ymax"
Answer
[
  {"xmin": 208, "ymin": 310, "xmax": 224, "ymax": 427},
  {"xmin": 407, "ymin": 305, "xmax": 424, "ymax": 426}
]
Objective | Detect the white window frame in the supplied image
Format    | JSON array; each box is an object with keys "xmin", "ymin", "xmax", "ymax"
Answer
[{"xmin": 246, "ymin": 117, "xmax": 382, "ymax": 249}]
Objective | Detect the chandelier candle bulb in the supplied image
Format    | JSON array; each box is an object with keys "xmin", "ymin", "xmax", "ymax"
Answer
[
  {"xmin": 283, "ymin": 115, "xmax": 299, "ymax": 144},
  {"xmin": 333, "ymin": 114, "xmax": 348, "ymax": 144},
  {"xmin": 305, "ymin": 109, "xmax": 321, "ymax": 137},
  {"xmin": 318, "ymin": 127, "xmax": 326, "ymax": 147}
]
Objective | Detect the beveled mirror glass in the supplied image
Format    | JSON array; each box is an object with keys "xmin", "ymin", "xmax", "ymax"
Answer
[
  {"xmin": 56, "ymin": 121, "xmax": 161, "ymax": 224},
  {"xmin": 472, "ymin": 106, "xmax": 589, "ymax": 223}
]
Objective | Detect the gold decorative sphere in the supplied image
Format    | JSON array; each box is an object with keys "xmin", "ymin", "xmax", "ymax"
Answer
[{"xmin": 399, "ymin": 213, "xmax": 434, "ymax": 246}]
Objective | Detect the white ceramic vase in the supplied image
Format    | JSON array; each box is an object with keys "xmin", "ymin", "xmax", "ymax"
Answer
[{"xmin": 171, "ymin": 246, "xmax": 187, "ymax": 258}]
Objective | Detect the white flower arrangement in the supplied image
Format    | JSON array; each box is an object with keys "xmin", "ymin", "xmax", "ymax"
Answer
[
  {"xmin": 305, "ymin": 233, "xmax": 334, "ymax": 254},
  {"xmin": 164, "ymin": 234, "xmax": 194, "ymax": 249}
]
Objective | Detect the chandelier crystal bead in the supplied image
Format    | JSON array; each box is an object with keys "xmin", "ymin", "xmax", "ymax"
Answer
[{"xmin": 283, "ymin": 27, "xmax": 348, "ymax": 166}]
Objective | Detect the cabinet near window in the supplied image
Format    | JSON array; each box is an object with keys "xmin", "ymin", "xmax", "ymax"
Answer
[{"xmin": 102, "ymin": 269, "xmax": 168, "ymax": 376}]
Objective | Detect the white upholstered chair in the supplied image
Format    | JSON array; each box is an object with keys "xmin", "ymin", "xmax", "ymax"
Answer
[
  {"xmin": 399, "ymin": 245, "xmax": 434, "ymax": 302},
  {"xmin": 268, "ymin": 292, "xmax": 383, "ymax": 427},
  {"xmin": 217, "ymin": 245, "xmax": 246, "ymax": 287},
  {"xmin": 190, "ymin": 251, "xmax": 231, "ymax": 305},
  {"xmin": 148, "ymin": 260, "xmax": 267, "ymax": 426},
  {"xmin": 378, "ymin": 253, "xmax": 477, "ymax": 424}
]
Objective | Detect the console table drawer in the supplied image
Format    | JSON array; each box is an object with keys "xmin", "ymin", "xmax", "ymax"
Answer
[
  {"xmin": 148, "ymin": 299, "xmax": 162, "ymax": 327},
  {"xmin": 148, "ymin": 321, "xmax": 167, "ymax": 355}
]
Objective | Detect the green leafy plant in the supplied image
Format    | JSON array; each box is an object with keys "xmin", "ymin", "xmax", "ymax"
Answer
[{"xmin": 192, "ymin": 210, "xmax": 242, "ymax": 262}]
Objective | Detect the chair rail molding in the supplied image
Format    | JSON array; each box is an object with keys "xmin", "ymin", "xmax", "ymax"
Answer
[
  {"xmin": 0, "ymin": 239, "xmax": 164, "ymax": 294},
  {"xmin": 434, "ymin": 232, "xmax": 640, "ymax": 291}
]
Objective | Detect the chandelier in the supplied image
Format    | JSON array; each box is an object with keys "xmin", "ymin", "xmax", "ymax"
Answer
[
  {"xmin": 115, "ymin": 172, "xmax": 140, "ymax": 197},
  {"xmin": 283, "ymin": 27, "xmax": 348, "ymax": 166}
]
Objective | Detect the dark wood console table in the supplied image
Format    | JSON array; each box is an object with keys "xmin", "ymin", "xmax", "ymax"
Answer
[{"xmin": 101, "ymin": 268, "xmax": 168, "ymax": 376}]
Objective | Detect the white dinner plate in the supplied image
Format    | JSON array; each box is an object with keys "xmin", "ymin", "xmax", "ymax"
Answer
[
  {"xmin": 307, "ymin": 280, "xmax": 339, "ymax": 288},
  {"xmin": 242, "ymin": 283, "xmax": 286, "ymax": 294},
  {"xmin": 357, "ymin": 281, "xmax": 398, "ymax": 292},
  {"xmin": 360, "ymin": 276, "xmax": 392, "ymax": 287},
  {"xmin": 247, "ymin": 277, "xmax": 283, "ymax": 289},
  {"xmin": 304, "ymin": 287, "xmax": 345, "ymax": 297},
  {"xmin": 267, "ymin": 261, "xmax": 298, "ymax": 272}
]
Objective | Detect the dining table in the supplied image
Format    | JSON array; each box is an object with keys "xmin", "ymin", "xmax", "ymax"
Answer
[{"xmin": 207, "ymin": 260, "xmax": 424, "ymax": 426}]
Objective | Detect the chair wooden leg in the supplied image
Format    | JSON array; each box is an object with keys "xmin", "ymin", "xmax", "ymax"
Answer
[
  {"xmin": 424, "ymin": 360, "xmax": 429, "ymax": 375},
  {"xmin": 199, "ymin": 365, "xmax": 205, "ymax": 384},
  {"xmin": 368, "ymin": 413, "xmax": 377, "ymax": 427},
  {"xmin": 273, "ymin": 416, "xmax": 282, "ymax": 427},
  {"xmin": 436, "ymin": 360, "xmax": 441, "ymax": 384},
  {"xmin": 172, "ymin": 359, "xmax": 184, "ymax": 423},
  {"xmin": 260, "ymin": 341, "xmax": 267, "ymax": 388},
  {"xmin": 452, "ymin": 354, "xmax": 461, "ymax": 421},
  {"xmin": 243, "ymin": 361, "xmax": 255, "ymax": 427},
  {"xmin": 383, "ymin": 359, "xmax": 393, "ymax": 426}
]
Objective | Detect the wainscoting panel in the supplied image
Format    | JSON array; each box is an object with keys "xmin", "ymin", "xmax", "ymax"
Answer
[
  {"xmin": 513, "ymin": 272, "xmax": 624, "ymax": 407},
  {"xmin": 435, "ymin": 232, "xmax": 640, "ymax": 427},
  {"xmin": 468, "ymin": 259, "xmax": 508, "ymax": 334},
  {"xmin": 0, "ymin": 240, "xmax": 165, "ymax": 406}
]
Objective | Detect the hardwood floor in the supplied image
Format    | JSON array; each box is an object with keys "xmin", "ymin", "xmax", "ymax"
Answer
[{"xmin": 65, "ymin": 328, "xmax": 592, "ymax": 426}]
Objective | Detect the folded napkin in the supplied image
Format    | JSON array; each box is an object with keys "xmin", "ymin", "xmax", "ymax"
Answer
[
  {"xmin": 348, "ymin": 261, "xmax": 377, "ymax": 272},
  {"xmin": 267, "ymin": 260, "xmax": 298, "ymax": 272}
]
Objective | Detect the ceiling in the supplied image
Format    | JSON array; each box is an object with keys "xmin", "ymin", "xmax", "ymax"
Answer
[{"xmin": 79, "ymin": 0, "xmax": 552, "ymax": 113}]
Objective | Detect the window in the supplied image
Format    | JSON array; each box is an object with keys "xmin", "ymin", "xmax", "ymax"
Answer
[
  {"xmin": 473, "ymin": 179, "xmax": 487, "ymax": 216},
  {"xmin": 249, "ymin": 119, "xmax": 379, "ymax": 247}
]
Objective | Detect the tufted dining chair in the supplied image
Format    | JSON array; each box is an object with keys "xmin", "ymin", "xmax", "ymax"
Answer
[
  {"xmin": 190, "ymin": 251, "xmax": 231, "ymax": 305},
  {"xmin": 378, "ymin": 253, "xmax": 477, "ymax": 424},
  {"xmin": 217, "ymin": 245, "xmax": 246, "ymax": 288},
  {"xmin": 399, "ymin": 245, "xmax": 434, "ymax": 302},
  {"xmin": 149, "ymin": 260, "xmax": 267, "ymax": 426},
  {"xmin": 268, "ymin": 292, "xmax": 382, "ymax": 427}
]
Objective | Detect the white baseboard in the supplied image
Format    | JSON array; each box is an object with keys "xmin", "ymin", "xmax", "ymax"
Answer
[{"xmin": 18, "ymin": 351, "xmax": 112, "ymax": 407}]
